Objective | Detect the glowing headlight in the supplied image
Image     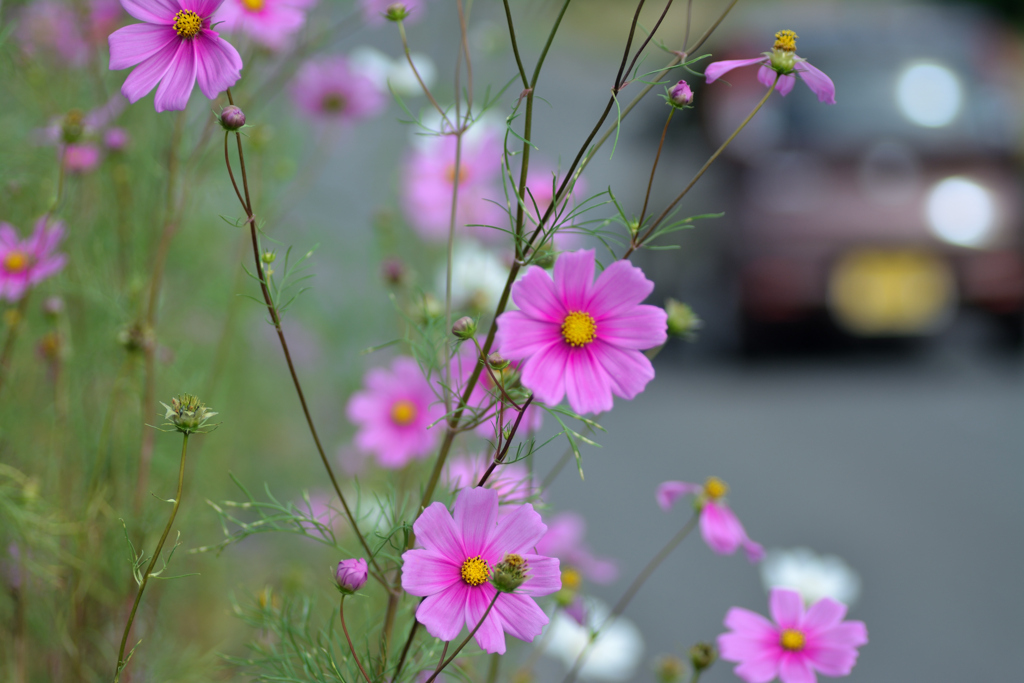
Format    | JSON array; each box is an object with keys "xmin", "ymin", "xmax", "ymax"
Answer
[
  {"xmin": 925, "ymin": 177, "xmax": 997, "ymax": 248},
  {"xmin": 896, "ymin": 62, "xmax": 962, "ymax": 128}
]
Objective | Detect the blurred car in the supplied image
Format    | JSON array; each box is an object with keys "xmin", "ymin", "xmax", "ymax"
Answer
[{"xmin": 702, "ymin": 3, "xmax": 1024, "ymax": 352}]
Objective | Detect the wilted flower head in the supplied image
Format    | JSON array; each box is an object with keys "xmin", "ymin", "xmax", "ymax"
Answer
[
  {"xmin": 335, "ymin": 558, "xmax": 368, "ymax": 594},
  {"xmin": 761, "ymin": 547, "xmax": 861, "ymax": 607},
  {"xmin": 705, "ymin": 30, "xmax": 835, "ymax": 104},
  {"xmin": 0, "ymin": 217, "xmax": 67, "ymax": 302},
  {"xmin": 161, "ymin": 393, "xmax": 218, "ymax": 434},
  {"xmin": 689, "ymin": 642, "xmax": 717, "ymax": 672}
]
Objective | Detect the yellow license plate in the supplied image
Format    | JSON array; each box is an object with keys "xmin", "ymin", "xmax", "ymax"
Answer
[{"xmin": 828, "ymin": 249, "xmax": 955, "ymax": 336}]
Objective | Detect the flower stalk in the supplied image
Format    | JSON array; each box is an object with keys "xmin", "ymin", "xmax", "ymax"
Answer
[
  {"xmin": 340, "ymin": 597, "xmax": 373, "ymax": 683},
  {"xmin": 422, "ymin": 591, "xmax": 500, "ymax": 683}
]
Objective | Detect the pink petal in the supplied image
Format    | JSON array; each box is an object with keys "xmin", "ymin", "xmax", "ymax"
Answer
[
  {"xmin": 700, "ymin": 501, "xmax": 744, "ymax": 555},
  {"xmin": 180, "ymin": 0, "xmax": 224, "ymax": 16},
  {"xmin": 756, "ymin": 64, "xmax": 778, "ymax": 89},
  {"xmin": 454, "ymin": 487, "xmax": 498, "ymax": 557},
  {"xmin": 466, "ymin": 584, "xmax": 506, "ymax": 653},
  {"xmin": 705, "ymin": 57, "xmax": 767, "ymax": 83},
  {"xmin": 656, "ymin": 481, "xmax": 701, "ymax": 511},
  {"xmin": 417, "ymin": 584, "xmax": 470, "ymax": 642},
  {"xmin": 492, "ymin": 592, "xmax": 548, "ymax": 642},
  {"xmin": 743, "ymin": 538, "xmax": 765, "ymax": 563},
  {"xmin": 153, "ymin": 38, "xmax": 199, "ymax": 111},
  {"xmin": 778, "ymin": 652, "xmax": 816, "ymax": 683},
  {"xmin": 108, "ymin": 23, "xmax": 178, "ymax": 70},
  {"xmin": 803, "ymin": 643, "xmax": 859, "ymax": 677},
  {"xmin": 587, "ymin": 260, "xmax": 654, "ymax": 318},
  {"xmin": 401, "ymin": 549, "xmax": 460, "ymax": 596},
  {"xmin": 553, "ymin": 249, "xmax": 595, "ymax": 311},
  {"xmin": 519, "ymin": 342, "xmax": 568, "ymax": 406},
  {"xmin": 722, "ymin": 607, "xmax": 779, "ymax": 654},
  {"xmin": 769, "ymin": 588, "xmax": 804, "ymax": 630},
  {"xmin": 483, "ymin": 503, "xmax": 546, "ymax": 560},
  {"xmin": 516, "ymin": 555, "xmax": 561, "ymax": 596},
  {"xmin": 120, "ymin": 0, "xmax": 178, "ymax": 24},
  {"xmin": 536, "ymin": 513, "xmax": 585, "ymax": 556},
  {"xmin": 30, "ymin": 255, "xmax": 66, "ymax": 283},
  {"xmin": 728, "ymin": 652, "xmax": 781, "ymax": 683},
  {"xmin": 413, "ymin": 501, "xmax": 464, "ymax": 560},
  {"xmin": 800, "ymin": 598, "xmax": 847, "ymax": 634},
  {"xmin": 194, "ymin": 29, "xmax": 242, "ymax": 99},
  {"xmin": 814, "ymin": 621, "xmax": 868, "ymax": 649},
  {"xmin": 0, "ymin": 224, "xmax": 18, "ymax": 247},
  {"xmin": 120, "ymin": 38, "xmax": 179, "ymax": 103},
  {"xmin": 496, "ymin": 311, "xmax": 561, "ymax": 359},
  {"xmin": 795, "ymin": 60, "xmax": 836, "ymax": 104},
  {"xmin": 776, "ymin": 73, "xmax": 796, "ymax": 97},
  {"xmin": 596, "ymin": 305, "xmax": 667, "ymax": 350},
  {"xmin": 585, "ymin": 556, "xmax": 618, "ymax": 584},
  {"xmin": 591, "ymin": 342, "xmax": 654, "ymax": 401},
  {"xmin": 511, "ymin": 265, "xmax": 564, "ymax": 321},
  {"xmin": 565, "ymin": 348, "xmax": 613, "ymax": 415}
]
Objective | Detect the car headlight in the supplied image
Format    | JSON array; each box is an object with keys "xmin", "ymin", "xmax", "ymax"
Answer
[{"xmin": 925, "ymin": 176, "xmax": 997, "ymax": 248}]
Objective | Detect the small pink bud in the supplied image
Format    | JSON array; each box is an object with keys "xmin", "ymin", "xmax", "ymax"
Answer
[
  {"xmin": 669, "ymin": 79, "xmax": 694, "ymax": 107},
  {"xmin": 220, "ymin": 105, "xmax": 246, "ymax": 131},
  {"xmin": 335, "ymin": 558, "xmax": 368, "ymax": 594}
]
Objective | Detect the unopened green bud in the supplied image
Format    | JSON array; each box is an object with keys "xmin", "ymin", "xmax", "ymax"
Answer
[
  {"xmin": 491, "ymin": 553, "xmax": 529, "ymax": 593},
  {"xmin": 487, "ymin": 352, "xmax": 510, "ymax": 370},
  {"xmin": 384, "ymin": 2, "xmax": 410, "ymax": 20},
  {"xmin": 533, "ymin": 243, "xmax": 556, "ymax": 269},
  {"xmin": 654, "ymin": 655, "xmax": 686, "ymax": 683},
  {"xmin": 689, "ymin": 642, "xmax": 717, "ymax": 672},
  {"xmin": 665, "ymin": 299, "xmax": 702, "ymax": 340},
  {"xmin": 262, "ymin": 250, "xmax": 276, "ymax": 264},
  {"xmin": 160, "ymin": 393, "xmax": 219, "ymax": 435},
  {"xmin": 452, "ymin": 316, "xmax": 476, "ymax": 340}
]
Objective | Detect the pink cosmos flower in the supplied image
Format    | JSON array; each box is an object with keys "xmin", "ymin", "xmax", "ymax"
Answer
[
  {"xmin": 718, "ymin": 587, "xmax": 868, "ymax": 683},
  {"xmin": 401, "ymin": 487, "xmax": 561, "ymax": 654},
  {"xmin": 108, "ymin": 0, "xmax": 243, "ymax": 112},
  {"xmin": 361, "ymin": 0, "xmax": 426, "ymax": 25},
  {"xmin": 705, "ymin": 30, "xmax": 835, "ymax": 104},
  {"xmin": 18, "ymin": 0, "xmax": 122, "ymax": 66},
  {"xmin": 214, "ymin": 0, "xmax": 316, "ymax": 51},
  {"xmin": 0, "ymin": 218, "xmax": 67, "ymax": 302},
  {"xmin": 657, "ymin": 477, "xmax": 764, "ymax": 562},
  {"xmin": 403, "ymin": 130, "xmax": 505, "ymax": 243},
  {"xmin": 444, "ymin": 453, "xmax": 537, "ymax": 505},
  {"xmin": 495, "ymin": 249, "xmax": 667, "ymax": 415},
  {"xmin": 63, "ymin": 144, "xmax": 102, "ymax": 173},
  {"xmin": 290, "ymin": 56, "xmax": 387, "ymax": 122},
  {"xmin": 346, "ymin": 356, "xmax": 445, "ymax": 469},
  {"xmin": 450, "ymin": 346, "xmax": 544, "ymax": 440},
  {"xmin": 104, "ymin": 127, "xmax": 131, "ymax": 150},
  {"xmin": 536, "ymin": 512, "xmax": 618, "ymax": 585}
]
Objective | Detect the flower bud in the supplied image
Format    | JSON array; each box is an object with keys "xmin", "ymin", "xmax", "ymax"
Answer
[
  {"xmin": 384, "ymin": 2, "xmax": 410, "ymax": 20},
  {"xmin": 689, "ymin": 642, "xmax": 717, "ymax": 672},
  {"xmin": 668, "ymin": 80, "xmax": 694, "ymax": 107},
  {"xmin": 160, "ymin": 393, "xmax": 218, "ymax": 435},
  {"xmin": 42, "ymin": 296, "xmax": 64, "ymax": 318},
  {"xmin": 61, "ymin": 109, "xmax": 84, "ymax": 144},
  {"xmin": 487, "ymin": 352, "xmax": 510, "ymax": 370},
  {"xmin": 452, "ymin": 316, "xmax": 476, "ymax": 340},
  {"xmin": 491, "ymin": 553, "xmax": 529, "ymax": 593},
  {"xmin": 665, "ymin": 299, "xmax": 702, "ymax": 340},
  {"xmin": 262, "ymin": 250, "xmax": 276, "ymax": 264},
  {"xmin": 381, "ymin": 257, "xmax": 406, "ymax": 286},
  {"xmin": 220, "ymin": 105, "xmax": 246, "ymax": 131},
  {"xmin": 654, "ymin": 655, "xmax": 685, "ymax": 683},
  {"xmin": 335, "ymin": 558, "xmax": 368, "ymax": 594}
]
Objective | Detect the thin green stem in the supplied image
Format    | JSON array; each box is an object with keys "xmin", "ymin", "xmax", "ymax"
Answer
[
  {"xmin": 397, "ymin": 20, "xmax": 451, "ymax": 128},
  {"xmin": 486, "ymin": 652, "xmax": 501, "ymax": 683},
  {"xmin": 340, "ymin": 597, "xmax": 373, "ymax": 683},
  {"xmin": 114, "ymin": 433, "xmax": 190, "ymax": 683},
  {"xmin": 423, "ymin": 591, "xmax": 500, "ymax": 683},
  {"xmin": 637, "ymin": 108, "xmax": 674, "ymax": 230},
  {"xmin": 560, "ymin": 513, "xmax": 699, "ymax": 683}
]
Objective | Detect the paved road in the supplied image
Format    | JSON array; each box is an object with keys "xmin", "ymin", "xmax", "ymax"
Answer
[{"xmin": 538, "ymin": 347, "xmax": 1023, "ymax": 683}]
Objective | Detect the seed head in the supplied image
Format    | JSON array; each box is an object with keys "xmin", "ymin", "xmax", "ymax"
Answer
[
  {"xmin": 160, "ymin": 393, "xmax": 219, "ymax": 435},
  {"xmin": 491, "ymin": 553, "xmax": 530, "ymax": 593}
]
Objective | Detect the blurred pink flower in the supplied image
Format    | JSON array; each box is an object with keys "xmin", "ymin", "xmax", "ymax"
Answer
[
  {"xmin": 361, "ymin": 0, "xmax": 426, "ymax": 25},
  {"xmin": 444, "ymin": 453, "xmax": 537, "ymax": 505},
  {"xmin": 290, "ymin": 56, "xmax": 387, "ymax": 122},
  {"xmin": 213, "ymin": 0, "xmax": 316, "ymax": 51},
  {"xmin": 657, "ymin": 478, "xmax": 764, "ymax": 562},
  {"xmin": 535, "ymin": 512, "xmax": 618, "ymax": 584},
  {"xmin": 346, "ymin": 356, "xmax": 444, "ymax": 469},
  {"xmin": 297, "ymin": 493, "xmax": 338, "ymax": 538},
  {"xmin": 496, "ymin": 249, "xmax": 667, "ymax": 414},
  {"xmin": 403, "ymin": 131, "xmax": 505, "ymax": 242},
  {"xmin": 718, "ymin": 587, "xmax": 867, "ymax": 683},
  {"xmin": 104, "ymin": 127, "xmax": 130, "ymax": 150},
  {"xmin": 17, "ymin": 0, "xmax": 121, "ymax": 66},
  {"xmin": 63, "ymin": 143, "xmax": 102, "ymax": 173},
  {"xmin": 401, "ymin": 487, "xmax": 561, "ymax": 654},
  {"xmin": 0, "ymin": 217, "xmax": 67, "ymax": 302},
  {"xmin": 108, "ymin": 0, "xmax": 243, "ymax": 112},
  {"xmin": 450, "ymin": 346, "xmax": 544, "ymax": 440},
  {"xmin": 705, "ymin": 30, "xmax": 835, "ymax": 104}
]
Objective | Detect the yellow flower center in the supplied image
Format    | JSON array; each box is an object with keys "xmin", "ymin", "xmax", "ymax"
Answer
[
  {"xmin": 445, "ymin": 164, "xmax": 470, "ymax": 184},
  {"xmin": 703, "ymin": 476, "xmax": 728, "ymax": 500},
  {"xmin": 3, "ymin": 251, "xmax": 29, "ymax": 273},
  {"xmin": 773, "ymin": 29, "xmax": 797, "ymax": 52},
  {"xmin": 173, "ymin": 9, "xmax": 203, "ymax": 39},
  {"xmin": 390, "ymin": 399, "xmax": 417, "ymax": 426},
  {"xmin": 242, "ymin": 0, "xmax": 265, "ymax": 10},
  {"xmin": 561, "ymin": 568, "xmax": 582, "ymax": 590},
  {"xmin": 561, "ymin": 311, "xmax": 597, "ymax": 347},
  {"xmin": 780, "ymin": 629, "xmax": 805, "ymax": 651},
  {"xmin": 460, "ymin": 555, "xmax": 490, "ymax": 586}
]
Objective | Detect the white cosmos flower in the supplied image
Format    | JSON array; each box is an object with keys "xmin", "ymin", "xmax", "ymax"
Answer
[
  {"xmin": 760, "ymin": 547, "xmax": 861, "ymax": 606},
  {"xmin": 541, "ymin": 598, "xmax": 644, "ymax": 683},
  {"xmin": 435, "ymin": 241, "xmax": 511, "ymax": 313}
]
